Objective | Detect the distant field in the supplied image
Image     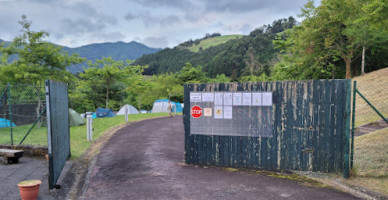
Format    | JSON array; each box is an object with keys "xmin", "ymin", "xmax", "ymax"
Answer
[
  {"xmin": 352, "ymin": 67, "xmax": 388, "ymax": 126},
  {"xmin": 188, "ymin": 35, "xmax": 242, "ymax": 52}
]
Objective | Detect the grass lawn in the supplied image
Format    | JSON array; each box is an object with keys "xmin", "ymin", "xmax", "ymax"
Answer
[
  {"xmin": 188, "ymin": 35, "xmax": 242, "ymax": 52},
  {"xmin": 0, "ymin": 113, "xmax": 169, "ymax": 159},
  {"xmin": 346, "ymin": 127, "xmax": 388, "ymax": 196},
  {"xmin": 353, "ymin": 67, "xmax": 388, "ymax": 126}
]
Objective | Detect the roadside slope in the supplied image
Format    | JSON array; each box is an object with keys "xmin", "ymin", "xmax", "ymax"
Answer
[{"xmin": 352, "ymin": 67, "xmax": 388, "ymax": 126}]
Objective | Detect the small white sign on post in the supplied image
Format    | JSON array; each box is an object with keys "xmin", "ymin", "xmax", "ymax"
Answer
[{"xmin": 87, "ymin": 115, "xmax": 93, "ymax": 141}]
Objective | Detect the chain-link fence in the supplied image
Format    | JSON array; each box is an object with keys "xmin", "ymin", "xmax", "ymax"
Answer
[{"xmin": 0, "ymin": 84, "xmax": 47, "ymax": 146}]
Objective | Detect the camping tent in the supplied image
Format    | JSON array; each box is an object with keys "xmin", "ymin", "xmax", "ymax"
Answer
[
  {"xmin": 151, "ymin": 99, "xmax": 183, "ymax": 113},
  {"xmin": 0, "ymin": 118, "xmax": 16, "ymax": 128},
  {"xmin": 117, "ymin": 104, "xmax": 139, "ymax": 115},
  {"xmin": 95, "ymin": 108, "xmax": 115, "ymax": 118},
  {"xmin": 69, "ymin": 108, "xmax": 85, "ymax": 126}
]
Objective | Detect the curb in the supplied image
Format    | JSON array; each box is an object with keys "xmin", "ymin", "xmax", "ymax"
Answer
[{"xmin": 294, "ymin": 171, "xmax": 388, "ymax": 200}]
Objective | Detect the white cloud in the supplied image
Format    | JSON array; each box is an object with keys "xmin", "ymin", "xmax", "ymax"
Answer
[{"xmin": 0, "ymin": 0, "xmax": 312, "ymax": 48}]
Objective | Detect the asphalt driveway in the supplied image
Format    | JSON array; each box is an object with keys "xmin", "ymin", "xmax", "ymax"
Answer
[{"xmin": 83, "ymin": 116, "xmax": 360, "ymax": 200}]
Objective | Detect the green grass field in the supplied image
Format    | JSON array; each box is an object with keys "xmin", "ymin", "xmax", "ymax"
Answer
[
  {"xmin": 188, "ymin": 35, "xmax": 242, "ymax": 52},
  {"xmin": 0, "ymin": 113, "xmax": 169, "ymax": 159}
]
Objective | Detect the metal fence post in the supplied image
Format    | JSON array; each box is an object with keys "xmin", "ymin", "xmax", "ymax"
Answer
[
  {"xmin": 7, "ymin": 83, "xmax": 13, "ymax": 145},
  {"xmin": 125, "ymin": 107, "xmax": 128, "ymax": 122},
  {"xmin": 87, "ymin": 115, "xmax": 93, "ymax": 141},
  {"xmin": 351, "ymin": 81, "xmax": 356, "ymax": 169}
]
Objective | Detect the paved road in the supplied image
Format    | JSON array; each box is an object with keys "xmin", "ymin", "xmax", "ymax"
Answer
[{"xmin": 84, "ymin": 116, "xmax": 360, "ymax": 200}]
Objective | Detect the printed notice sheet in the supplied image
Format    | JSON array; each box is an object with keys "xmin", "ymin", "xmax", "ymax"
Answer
[
  {"xmin": 223, "ymin": 93, "xmax": 233, "ymax": 106},
  {"xmin": 223, "ymin": 106, "xmax": 233, "ymax": 119},
  {"xmin": 214, "ymin": 106, "xmax": 223, "ymax": 119},
  {"xmin": 242, "ymin": 93, "xmax": 252, "ymax": 106},
  {"xmin": 214, "ymin": 93, "xmax": 223, "ymax": 105},
  {"xmin": 252, "ymin": 93, "xmax": 262, "ymax": 106},
  {"xmin": 204, "ymin": 108, "xmax": 212, "ymax": 117},
  {"xmin": 262, "ymin": 92, "xmax": 273, "ymax": 106},
  {"xmin": 190, "ymin": 93, "xmax": 202, "ymax": 102},
  {"xmin": 233, "ymin": 93, "xmax": 242, "ymax": 105},
  {"xmin": 202, "ymin": 93, "xmax": 214, "ymax": 102}
]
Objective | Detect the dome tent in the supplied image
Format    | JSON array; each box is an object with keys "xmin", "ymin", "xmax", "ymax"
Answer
[
  {"xmin": 0, "ymin": 118, "xmax": 16, "ymax": 128},
  {"xmin": 151, "ymin": 99, "xmax": 183, "ymax": 113},
  {"xmin": 95, "ymin": 108, "xmax": 115, "ymax": 118},
  {"xmin": 117, "ymin": 104, "xmax": 139, "ymax": 115},
  {"xmin": 69, "ymin": 108, "xmax": 85, "ymax": 126}
]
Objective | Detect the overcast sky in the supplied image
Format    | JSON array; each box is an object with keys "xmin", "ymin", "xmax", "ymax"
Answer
[{"xmin": 0, "ymin": 0, "xmax": 318, "ymax": 48}]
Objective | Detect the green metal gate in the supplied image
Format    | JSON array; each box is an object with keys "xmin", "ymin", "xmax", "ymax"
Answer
[
  {"xmin": 45, "ymin": 80, "xmax": 70, "ymax": 189},
  {"xmin": 184, "ymin": 80, "xmax": 351, "ymax": 177}
]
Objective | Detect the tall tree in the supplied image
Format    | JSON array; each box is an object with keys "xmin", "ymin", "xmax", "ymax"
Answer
[
  {"xmin": 0, "ymin": 15, "xmax": 83, "ymax": 84},
  {"xmin": 274, "ymin": 0, "xmax": 388, "ymax": 79},
  {"xmin": 0, "ymin": 15, "xmax": 83, "ymax": 126},
  {"xmin": 82, "ymin": 57, "xmax": 127, "ymax": 109}
]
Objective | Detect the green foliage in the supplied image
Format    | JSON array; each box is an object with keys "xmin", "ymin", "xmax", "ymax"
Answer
[
  {"xmin": 71, "ymin": 57, "xmax": 144, "ymax": 111},
  {"xmin": 240, "ymin": 73, "xmax": 270, "ymax": 82},
  {"xmin": 0, "ymin": 15, "xmax": 83, "ymax": 85},
  {"xmin": 273, "ymin": 0, "xmax": 388, "ymax": 80},
  {"xmin": 135, "ymin": 17, "xmax": 297, "ymax": 80},
  {"xmin": 208, "ymin": 74, "xmax": 231, "ymax": 83}
]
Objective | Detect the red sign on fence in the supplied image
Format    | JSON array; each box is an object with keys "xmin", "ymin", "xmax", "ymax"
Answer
[{"xmin": 191, "ymin": 106, "xmax": 202, "ymax": 118}]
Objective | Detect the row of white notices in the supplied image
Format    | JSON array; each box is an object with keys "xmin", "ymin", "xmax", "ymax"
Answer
[{"xmin": 190, "ymin": 92, "xmax": 273, "ymax": 106}]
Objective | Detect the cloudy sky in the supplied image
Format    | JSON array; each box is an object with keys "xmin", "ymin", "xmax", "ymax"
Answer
[{"xmin": 0, "ymin": 0, "xmax": 317, "ymax": 48}]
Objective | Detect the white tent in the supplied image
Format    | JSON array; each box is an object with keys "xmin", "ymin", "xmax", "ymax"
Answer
[
  {"xmin": 117, "ymin": 104, "xmax": 140, "ymax": 115},
  {"xmin": 151, "ymin": 101, "xmax": 170, "ymax": 113},
  {"xmin": 151, "ymin": 99, "xmax": 181, "ymax": 113}
]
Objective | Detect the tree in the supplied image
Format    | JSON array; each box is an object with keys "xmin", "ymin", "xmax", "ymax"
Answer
[
  {"xmin": 123, "ymin": 65, "xmax": 149, "ymax": 111},
  {"xmin": 0, "ymin": 15, "xmax": 83, "ymax": 126},
  {"xmin": 0, "ymin": 15, "xmax": 83, "ymax": 84},
  {"xmin": 351, "ymin": 0, "xmax": 388, "ymax": 75},
  {"xmin": 274, "ymin": 0, "xmax": 388, "ymax": 79},
  {"xmin": 81, "ymin": 57, "xmax": 127, "ymax": 109},
  {"xmin": 177, "ymin": 63, "xmax": 207, "ymax": 83}
]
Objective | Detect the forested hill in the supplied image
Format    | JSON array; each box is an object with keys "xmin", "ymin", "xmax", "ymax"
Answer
[
  {"xmin": 134, "ymin": 17, "xmax": 297, "ymax": 80},
  {"xmin": 63, "ymin": 41, "xmax": 161, "ymax": 73},
  {"xmin": 0, "ymin": 39, "xmax": 161, "ymax": 74}
]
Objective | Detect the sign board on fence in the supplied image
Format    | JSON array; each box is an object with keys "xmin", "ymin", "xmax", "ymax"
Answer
[{"xmin": 189, "ymin": 91, "xmax": 273, "ymax": 137}]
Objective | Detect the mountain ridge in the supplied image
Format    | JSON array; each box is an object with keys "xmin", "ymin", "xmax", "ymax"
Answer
[{"xmin": 0, "ymin": 39, "xmax": 162, "ymax": 74}]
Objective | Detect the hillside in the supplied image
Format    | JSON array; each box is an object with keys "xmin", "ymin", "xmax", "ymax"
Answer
[
  {"xmin": 63, "ymin": 41, "xmax": 161, "ymax": 74},
  {"xmin": 353, "ymin": 67, "xmax": 388, "ymax": 126},
  {"xmin": 0, "ymin": 39, "xmax": 161, "ymax": 74},
  {"xmin": 135, "ymin": 17, "xmax": 297, "ymax": 80},
  {"xmin": 186, "ymin": 35, "xmax": 242, "ymax": 52}
]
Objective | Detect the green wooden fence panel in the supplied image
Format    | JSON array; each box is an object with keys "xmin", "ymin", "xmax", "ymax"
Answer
[
  {"xmin": 184, "ymin": 80, "xmax": 351, "ymax": 174},
  {"xmin": 45, "ymin": 80, "xmax": 70, "ymax": 189}
]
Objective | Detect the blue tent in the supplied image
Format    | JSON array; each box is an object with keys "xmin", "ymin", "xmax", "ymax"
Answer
[
  {"xmin": 151, "ymin": 99, "xmax": 183, "ymax": 113},
  {"xmin": 95, "ymin": 108, "xmax": 115, "ymax": 118},
  {"xmin": 0, "ymin": 118, "xmax": 16, "ymax": 128}
]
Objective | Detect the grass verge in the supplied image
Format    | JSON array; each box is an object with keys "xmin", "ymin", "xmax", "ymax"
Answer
[
  {"xmin": 352, "ymin": 67, "xmax": 388, "ymax": 126},
  {"xmin": 346, "ymin": 127, "xmax": 388, "ymax": 196}
]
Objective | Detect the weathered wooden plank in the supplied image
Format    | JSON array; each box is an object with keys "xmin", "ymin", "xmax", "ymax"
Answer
[{"xmin": 311, "ymin": 80, "xmax": 320, "ymax": 171}]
